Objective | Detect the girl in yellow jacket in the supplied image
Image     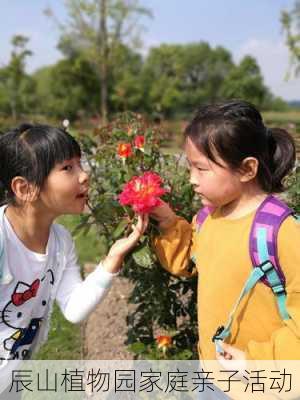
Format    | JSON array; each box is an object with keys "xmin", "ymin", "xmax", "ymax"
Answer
[{"xmin": 151, "ymin": 100, "xmax": 300, "ymax": 371}]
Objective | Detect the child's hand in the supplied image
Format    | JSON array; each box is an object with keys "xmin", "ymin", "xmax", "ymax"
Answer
[
  {"xmin": 216, "ymin": 342, "xmax": 247, "ymax": 375},
  {"xmin": 102, "ymin": 214, "xmax": 149, "ymax": 273},
  {"xmin": 149, "ymin": 200, "xmax": 177, "ymax": 230}
]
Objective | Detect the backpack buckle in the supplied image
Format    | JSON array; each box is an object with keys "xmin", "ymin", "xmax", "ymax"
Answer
[
  {"xmin": 272, "ymin": 284, "xmax": 286, "ymax": 295},
  {"xmin": 258, "ymin": 260, "xmax": 274, "ymax": 274},
  {"xmin": 212, "ymin": 325, "xmax": 225, "ymax": 343}
]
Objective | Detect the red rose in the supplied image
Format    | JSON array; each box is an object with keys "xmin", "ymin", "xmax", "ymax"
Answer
[
  {"xmin": 156, "ymin": 335, "xmax": 172, "ymax": 349},
  {"xmin": 118, "ymin": 172, "xmax": 166, "ymax": 214},
  {"xmin": 134, "ymin": 135, "xmax": 145, "ymax": 149},
  {"xmin": 117, "ymin": 143, "xmax": 133, "ymax": 158}
]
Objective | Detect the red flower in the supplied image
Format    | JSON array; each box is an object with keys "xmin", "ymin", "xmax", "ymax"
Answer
[
  {"xmin": 118, "ymin": 172, "xmax": 166, "ymax": 214},
  {"xmin": 117, "ymin": 143, "xmax": 133, "ymax": 158},
  {"xmin": 156, "ymin": 335, "xmax": 172, "ymax": 349},
  {"xmin": 134, "ymin": 135, "xmax": 145, "ymax": 149}
]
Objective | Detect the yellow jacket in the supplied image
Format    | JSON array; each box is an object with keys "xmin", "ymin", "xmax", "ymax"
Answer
[{"xmin": 153, "ymin": 208, "xmax": 300, "ymax": 360}]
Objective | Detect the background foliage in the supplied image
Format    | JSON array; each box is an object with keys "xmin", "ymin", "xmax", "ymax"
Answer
[{"xmin": 0, "ymin": 34, "xmax": 288, "ymax": 123}]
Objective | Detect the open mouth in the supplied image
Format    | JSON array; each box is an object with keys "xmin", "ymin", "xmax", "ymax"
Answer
[{"xmin": 76, "ymin": 192, "xmax": 88, "ymax": 199}]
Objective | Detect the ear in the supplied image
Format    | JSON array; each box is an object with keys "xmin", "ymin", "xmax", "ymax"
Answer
[
  {"xmin": 10, "ymin": 176, "xmax": 39, "ymax": 203},
  {"xmin": 239, "ymin": 157, "xmax": 259, "ymax": 183}
]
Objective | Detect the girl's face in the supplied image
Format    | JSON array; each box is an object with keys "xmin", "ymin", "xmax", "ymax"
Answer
[
  {"xmin": 185, "ymin": 137, "xmax": 243, "ymax": 208},
  {"xmin": 37, "ymin": 156, "xmax": 89, "ymax": 217}
]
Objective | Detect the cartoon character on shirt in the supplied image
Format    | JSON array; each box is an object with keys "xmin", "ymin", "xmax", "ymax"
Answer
[{"xmin": 1, "ymin": 269, "xmax": 54, "ymax": 360}]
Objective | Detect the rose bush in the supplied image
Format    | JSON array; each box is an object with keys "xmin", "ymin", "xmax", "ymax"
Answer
[{"xmin": 78, "ymin": 112, "xmax": 200, "ymax": 359}]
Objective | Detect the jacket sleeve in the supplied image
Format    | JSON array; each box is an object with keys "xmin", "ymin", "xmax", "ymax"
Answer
[
  {"xmin": 245, "ymin": 216, "xmax": 300, "ymax": 360},
  {"xmin": 152, "ymin": 214, "xmax": 198, "ymax": 278},
  {"xmin": 55, "ymin": 227, "xmax": 118, "ymax": 324}
]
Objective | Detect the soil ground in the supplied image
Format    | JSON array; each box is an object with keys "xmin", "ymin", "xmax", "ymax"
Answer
[{"xmin": 82, "ymin": 264, "xmax": 135, "ymax": 360}]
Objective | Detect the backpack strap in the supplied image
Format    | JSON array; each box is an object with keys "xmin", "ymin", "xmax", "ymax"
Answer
[
  {"xmin": 195, "ymin": 205, "xmax": 215, "ymax": 232},
  {"xmin": 190, "ymin": 205, "xmax": 215, "ymax": 264},
  {"xmin": 249, "ymin": 194, "xmax": 293, "ymax": 288},
  {"xmin": 212, "ymin": 195, "xmax": 294, "ymax": 352}
]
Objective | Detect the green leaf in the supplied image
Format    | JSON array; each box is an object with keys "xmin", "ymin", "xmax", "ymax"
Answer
[
  {"xmin": 132, "ymin": 243, "xmax": 154, "ymax": 268},
  {"xmin": 71, "ymin": 221, "xmax": 88, "ymax": 237},
  {"xmin": 112, "ymin": 219, "xmax": 128, "ymax": 239},
  {"xmin": 175, "ymin": 349, "xmax": 193, "ymax": 360},
  {"xmin": 127, "ymin": 342, "xmax": 147, "ymax": 354},
  {"xmin": 82, "ymin": 224, "xmax": 91, "ymax": 236},
  {"xmin": 98, "ymin": 235, "xmax": 108, "ymax": 256}
]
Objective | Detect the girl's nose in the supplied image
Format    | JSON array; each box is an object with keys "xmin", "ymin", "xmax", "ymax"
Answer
[
  {"xmin": 189, "ymin": 170, "xmax": 198, "ymax": 186},
  {"xmin": 79, "ymin": 169, "xmax": 89, "ymax": 185}
]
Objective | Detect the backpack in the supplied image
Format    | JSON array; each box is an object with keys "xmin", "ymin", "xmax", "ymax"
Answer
[{"xmin": 195, "ymin": 194, "xmax": 300, "ymax": 353}]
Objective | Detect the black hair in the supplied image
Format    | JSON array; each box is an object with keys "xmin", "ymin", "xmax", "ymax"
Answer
[
  {"xmin": 0, "ymin": 123, "xmax": 81, "ymax": 205},
  {"xmin": 184, "ymin": 100, "xmax": 296, "ymax": 193}
]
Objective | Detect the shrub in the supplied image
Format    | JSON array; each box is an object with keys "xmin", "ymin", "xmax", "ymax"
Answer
[{"xmin": 78, "ymin": 113, "xmax": 200, "ymax": 359}]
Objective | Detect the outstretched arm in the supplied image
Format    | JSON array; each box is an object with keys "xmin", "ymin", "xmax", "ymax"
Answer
[
  {"xmin": 56, "ymin": 214, "xmax": 148, "ymax": 323},
  {"xmin": 150, "ymin": 201, "xmax": 198, "ymax": 278}
]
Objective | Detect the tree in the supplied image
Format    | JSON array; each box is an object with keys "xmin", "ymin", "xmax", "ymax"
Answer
[
  {"xmin": 33, "ymin": 44, "xmax": 144, "ymax": 118},
  {"xmin": 109, "ymin": 44, "xmax": 144, "ymax": 112},
  {"xmin": 220, "ymin": 56, "xmax": 270, "ymax": 108},
  {"xmin": 179, "ymin": 44, "xmax": 234, "ymax": 111},
  {"xmin": 142, "ymin": 42, "xmax": 234, "ymax": 118},
  {"xmin": 281, "ymin": 1, "xmax": 300, "ymax": 76},
  {"xmin": 46, "ymin": 0, "xmax": 152, "ymax": 123},
  {"xmin": 0, "ymin": 35, "xmax": 34, "ymax": 120},
  {"xmin": 33, "ymin": 56, "xmax": 101, "ymax": 119},
  {"xmin": 141, "ymin": 44, "xmax": 183, "ymax": 117}
]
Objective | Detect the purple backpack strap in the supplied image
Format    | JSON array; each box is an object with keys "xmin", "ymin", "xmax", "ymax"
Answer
[
  {"xmin": 195, "ymin": 205, "xmax": 215, "ymax": 232},
  {"xmin": 249, "ymin": 194, "xmax": 294, "ymax": 287},
  {"xmin": 196, "ymin": 195, "xmax": 293, "ymax": 288}
]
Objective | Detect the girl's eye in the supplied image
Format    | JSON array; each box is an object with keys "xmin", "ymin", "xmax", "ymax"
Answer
[{"xmin": 62, "ymin": 165, "xmax": 73, "ymax": 171}]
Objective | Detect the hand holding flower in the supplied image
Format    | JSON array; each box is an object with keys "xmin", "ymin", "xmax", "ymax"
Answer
[
  {"xmin": 148, "ymin": 199, "xmax": 177, "ymax": 230},
  {"xmin": 102, "ymin": 214, "xmax": 149, "ymax": 273}
]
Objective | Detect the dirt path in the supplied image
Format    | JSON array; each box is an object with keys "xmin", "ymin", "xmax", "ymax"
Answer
[{"xmin": 82, "ymin": 264, "xmax": 135, "ymax": 360}]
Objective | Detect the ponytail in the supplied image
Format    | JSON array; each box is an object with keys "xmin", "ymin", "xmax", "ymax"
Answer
[{"xmin": 261, "ymin": 128, "xmax": 296, "ymax": 193}]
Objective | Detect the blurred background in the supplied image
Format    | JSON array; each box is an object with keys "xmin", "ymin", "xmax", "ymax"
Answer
[{"xmin": 1, "ymin": 0, "xmax": 300, "ymax": 135}]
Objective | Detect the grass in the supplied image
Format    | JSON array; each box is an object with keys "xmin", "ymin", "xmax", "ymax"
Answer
[
  {"xmin": 263, "ymin": 110, "xmax": 300, "ymax": 124},
  {"xmin": 33, "ymin": 304, "xmax": 82, "ymax": 360},
  {"xmin": 56, "ymin": 214, "xmax": 102, "ymax": 265},
  {"xmin": 263, "ymin": 111, "xmax": 300, "ymax": 133}
]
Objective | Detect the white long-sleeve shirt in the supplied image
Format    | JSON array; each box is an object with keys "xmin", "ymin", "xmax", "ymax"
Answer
[
  {"xmin": 0, "ymin": 205, "xmax": 117, "ymax": 365},
  {"xmin": 56, "ymin": 237, "xmax": 117, "ymax": 324}
]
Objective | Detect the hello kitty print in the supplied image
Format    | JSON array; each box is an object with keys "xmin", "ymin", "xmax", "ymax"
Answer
[{"xmin": 0, "ymin": 269, "xmax": 54, "ymax": 360}]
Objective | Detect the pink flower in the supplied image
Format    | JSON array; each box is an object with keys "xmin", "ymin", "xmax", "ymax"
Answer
[
  {"xmin": 134, "ymin": 135, "xmax": 145, "ymax": 150},
  {"xmin": 118, "ymin": 172, "xmax": 166, "ymax": 214}
]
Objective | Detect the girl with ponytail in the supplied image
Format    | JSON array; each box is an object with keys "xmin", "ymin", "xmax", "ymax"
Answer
[{"xmin": 150, "ymin": 100, "xmax": 299, "ymax": 394}]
